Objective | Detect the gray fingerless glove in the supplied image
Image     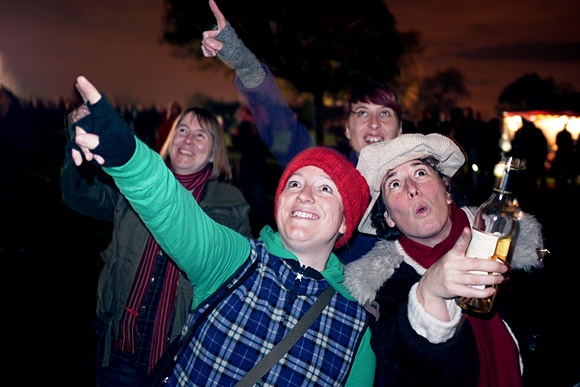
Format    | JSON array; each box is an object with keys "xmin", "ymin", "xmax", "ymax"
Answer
[{"xmin": 216, "ymin": 22, "xmax": 266, "ymax": 88}]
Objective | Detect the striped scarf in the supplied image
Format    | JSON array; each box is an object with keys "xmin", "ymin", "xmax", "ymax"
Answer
[{"xmin": 116, "ymin": 162, "xmax": 212, "ymax": 374}]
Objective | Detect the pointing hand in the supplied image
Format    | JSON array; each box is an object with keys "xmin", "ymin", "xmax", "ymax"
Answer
[
  {"xmin": 71, "ymin": 76, "xmax": 104, "ymax": 166},
  {"xmin": 201, "ymin": 0, "xmax": 227, "ymax": 57}
]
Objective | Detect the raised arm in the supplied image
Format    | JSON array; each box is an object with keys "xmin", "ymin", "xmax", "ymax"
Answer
[
  {"xmin": 61, "ymin": 147, "xmax": 119, "ymax": 222},
  {"xmin": 71, "ymin": 76, "xmax": 250, "ymax": 301},
  {"xmin": 201, "ymin": 0, "xmax": 315, "ymax": 168},
  {"xmin": 61, "ymin": 104, "xmax": 120, "ymax": 221}
]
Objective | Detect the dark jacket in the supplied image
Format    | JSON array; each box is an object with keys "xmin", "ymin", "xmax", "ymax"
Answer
[
  {"xmin": 343, "ymin": 206, "xmax": 544, "ymax": 386},
  {"xmin": 60, "ymin": 152, "xmax": 251, "ymax": 366}
]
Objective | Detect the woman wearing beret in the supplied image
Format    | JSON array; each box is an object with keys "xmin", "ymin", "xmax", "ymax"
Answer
[
  {"xmin": 344, "ymin": 133, "xmax": 544, "ymax": 386},
  {"xmin": 69, "ymin": 76, "xmax": 376, "ymax": 386}
]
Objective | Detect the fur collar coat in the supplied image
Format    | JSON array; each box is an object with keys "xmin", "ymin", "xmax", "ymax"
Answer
[{"xmin": 344, "ymin": 206, "xmax": 544, "ymax": 306}]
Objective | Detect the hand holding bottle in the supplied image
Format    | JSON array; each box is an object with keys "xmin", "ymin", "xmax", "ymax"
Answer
[
  {"xmin": 417, "ymin": 227, "xmax": 508, "ymax": 321},
  {"xmin": 456, "ymin": 157, "xmax": 524, "ymax": 314}
]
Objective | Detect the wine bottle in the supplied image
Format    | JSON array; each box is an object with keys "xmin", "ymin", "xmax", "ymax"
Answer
[{"xmin": 455, "ymin": 156, "xmax": 524, "ymax": 314}]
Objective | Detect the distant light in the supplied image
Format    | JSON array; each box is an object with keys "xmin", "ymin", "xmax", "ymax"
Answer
[
  {"xmin": 499, "ymin": 136, "xmax": 512, "ymax": 152},
  {"xmin": 567, "ymin": 117, "xmax": 580, "ymax": 138},
  {"xmin": 0, "ymin": 53, "xmax": 23, "ymax": 95},
  {"xmin": 502, "ymin": 111, "xmax": 580, "ymax": 148},
  {"xmin": 505, "ymin": 115, "xmax": 522, "ymax": 132},
  {"xmin": 494, "ymin": 162, "xmax": 505, "ymax": 177},
  {"xmin": 472, "ymin": 163, "xmax": 479, "ymax": 173}
]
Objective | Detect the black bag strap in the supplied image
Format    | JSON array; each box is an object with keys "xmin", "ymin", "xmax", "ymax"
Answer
[
  {"xmin": 145, "ymin": 256, "xmax": 259, "ymax": 386},
  {"xmin": 234, "ymin": 286, "xmax": 336, "ymax": 387}
]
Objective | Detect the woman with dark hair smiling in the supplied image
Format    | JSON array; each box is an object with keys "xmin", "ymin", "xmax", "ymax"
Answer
[{"xmin": 201, "ymin": 0, "xmax": 404, "ymax": 264}]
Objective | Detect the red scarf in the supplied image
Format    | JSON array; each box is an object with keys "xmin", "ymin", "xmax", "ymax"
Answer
[
  {"xmin": 399, "ymin": 205, "xmax": 522, "ymax": 387},
  {"xmin": 116, "ymin": 163, "xmax": 212, "ymax": 373}
]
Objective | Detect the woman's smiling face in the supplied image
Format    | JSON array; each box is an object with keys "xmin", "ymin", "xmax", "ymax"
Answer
[
  {"xmin": 381, "ymin": 160, "xmax": 453, "ymax": 247},
  {"xmin": 344, "ymin": 101, "xmax": 401, "ymax": 154},
  {"xmin": 276, "ymin": 166, "xmax": 346, "ymax": 252},
  {"xmin": 169, "ymin": 111, "xmax": 214, "ymax": 174}
]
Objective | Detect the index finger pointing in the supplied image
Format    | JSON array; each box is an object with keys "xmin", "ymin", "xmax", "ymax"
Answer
[
  {"xmin": 75, "ymin": 76, "xmax": 102, "ymax": 105},
  {"xmin": 209, "ymin": 0, "xmax": 227, "ymax": 30}
]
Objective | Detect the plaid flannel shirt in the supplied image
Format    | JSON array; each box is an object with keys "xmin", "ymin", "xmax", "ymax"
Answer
[{"xmin": 169, "ymin": 239, "xmax": 368, "ymax": 386}]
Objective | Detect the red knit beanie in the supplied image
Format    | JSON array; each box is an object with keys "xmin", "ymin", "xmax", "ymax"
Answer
[{"xmin": 274, "ymin": 147, "xmax": 370, "ymax": 249}]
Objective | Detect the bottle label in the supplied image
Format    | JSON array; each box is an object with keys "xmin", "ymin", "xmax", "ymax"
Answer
[
  {"xmin": 466, "ymin": 228, "xmax": 498, "ymax": 259},
  {"xmin": 465, "ymin": 228, "xmax": 499, "ymax": 289}
]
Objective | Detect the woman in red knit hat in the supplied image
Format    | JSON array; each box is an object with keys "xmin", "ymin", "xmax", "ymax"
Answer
[
  {"xmin": 69, "ymin": 75, "xmax": 378, "ymax": 386},
  {"xmin": 201, "ymin": 0, "xmax": 404, "ymax": 264}
]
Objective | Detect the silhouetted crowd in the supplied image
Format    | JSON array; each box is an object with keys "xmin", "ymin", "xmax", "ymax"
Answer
[{"xmin": 2, "ymin": 86, "xmax": 579, "ymax": 253}]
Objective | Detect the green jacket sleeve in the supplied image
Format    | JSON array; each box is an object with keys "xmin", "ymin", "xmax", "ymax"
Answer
[{"xmin": 104, "ymin": 139, "xmax": 251, "ymax": 303}]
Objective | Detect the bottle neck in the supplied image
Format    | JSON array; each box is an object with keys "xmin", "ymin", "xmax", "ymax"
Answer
[
  {"xmin": 493, "ymin": 168, "xmax": 514, "ymax": 195},
  {"xmin": 492, "ymin": 157, "xmax": 522, "ymax": 197}
]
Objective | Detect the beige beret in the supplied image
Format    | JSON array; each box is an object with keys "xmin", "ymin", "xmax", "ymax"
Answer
[{"xmin": 356, "ymin": 133, "xmax": 466, "ymax": 235}]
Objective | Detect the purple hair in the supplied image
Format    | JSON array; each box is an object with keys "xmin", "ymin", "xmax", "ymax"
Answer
[{"xmin": 347, "ymin": 78, "xmax": 402, "ymax": 121}]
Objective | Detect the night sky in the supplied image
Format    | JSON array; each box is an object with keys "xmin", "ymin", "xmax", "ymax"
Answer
[{"xmin": 1, "ymin": 0, "xmax": 579, "ymax": 120}]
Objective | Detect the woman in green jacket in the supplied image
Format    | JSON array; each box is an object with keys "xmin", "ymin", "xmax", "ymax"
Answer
[{"xmin": 68, "ymin": 75, "xmax": 376, "ymax": 386}]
